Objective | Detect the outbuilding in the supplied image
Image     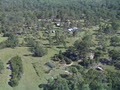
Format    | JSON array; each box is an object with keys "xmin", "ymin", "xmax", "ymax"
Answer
[
  {"xmin": 45, "ymin": 62, "xmax": 55, "ymax": 68},
  {"xmin": 68, "ymin": 27, "xmax": 78, "ymax": 32}
]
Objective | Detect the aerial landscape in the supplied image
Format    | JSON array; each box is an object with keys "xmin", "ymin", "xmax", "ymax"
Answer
[{"xmin": 0, "ymin": 0, "xmax": 120, "ymax": 90}]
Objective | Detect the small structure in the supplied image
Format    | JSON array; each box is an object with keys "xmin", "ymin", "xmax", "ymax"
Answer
[
  {"xmin": 96, "ymin": 66, "xmax": 103, "ymax": 71},
  {"xmin": 45, "ymin": 62, "xmax": 55, "ymax": 68},
  {"xmin": 55, "ymin": 22, "xmax": 61, "ymax": 27},
  {"xmin": 68, "ymin": 27, "xmax": 78, "ymax": 32}
]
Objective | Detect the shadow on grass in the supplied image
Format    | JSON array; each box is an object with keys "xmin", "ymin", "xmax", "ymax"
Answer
[
  {"xmin": 38, "ymin": 84, "xmax": 47, "ymax": 89},
  {"xmin": 56, "ymin": 46, "xmax": 65, "ymax": 49},
  {"xmin": 24, "ymin": 54, "xmax": 32, "ymax": 57}
]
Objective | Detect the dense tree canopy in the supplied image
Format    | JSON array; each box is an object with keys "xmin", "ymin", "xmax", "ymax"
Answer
[
  {"xmin": 30, "ymin": 43, "xmax": 47, "ymax": 57},
  {"xmin": 9, "ymin": 56, "xmax": 23, "ymax": 87},
  {"xmin": 0, "ymin": 0, "xmax": 120, "ymax": 35}
]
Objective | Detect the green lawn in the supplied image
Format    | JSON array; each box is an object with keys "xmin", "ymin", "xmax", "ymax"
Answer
[
  {"xmin": 0, "ymin": 47, "xmax": 41, "ymax": 90},
  {"xmin": 0, "ymin": 35, "xmax": 7, "ymax": 43}
]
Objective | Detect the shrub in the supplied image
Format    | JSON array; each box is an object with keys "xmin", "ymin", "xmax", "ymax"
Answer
[
  {"xmin": 6, "ymin": 35, "xmax": 19, "ymax": 48},
  {"xmin": 24, "ymin": 38, "xmax": 36, "ymax": 47},
  {"xmin": 30, "ymin": 43, "xmax": 47, "ymax": 57},
  {"xmin": 114, "ymin": 61, "xmax": 120, "ymax": 70},
  {"xmin": 9, "ymin": 56, "xmax": 23, "ymax": 87}
]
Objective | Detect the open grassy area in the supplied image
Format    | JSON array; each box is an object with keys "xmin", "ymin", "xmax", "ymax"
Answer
[{"xmin": 0, "ymin": 47, "xmax": 41, "ymax": 90}]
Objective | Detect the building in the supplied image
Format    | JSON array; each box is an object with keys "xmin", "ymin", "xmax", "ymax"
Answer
[
  {"xmin": 96, "ymin": 66, "xmax": 103, "ymax": 71},
  {"xmin": 54, "ymin": 22, "xmax": 61, "ymax": 27},
  {"xmin": 45, "ymin": 62, "xmax": 55, "ymax": 68},
  {"xmin": 68, "ymin": 27, "xmax": 78, "ymax": 32}
]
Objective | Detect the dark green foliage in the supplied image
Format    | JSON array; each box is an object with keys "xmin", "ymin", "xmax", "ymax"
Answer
[
  {"xmin": 110, "ymin": 36, "xmax": 120, "ymax": 46},
  {"xmin": 0, "ymin": 60, "xmax": 4, "ymax": 74},
  {"xmin": 74, "ymin": 33, "xmax": 93, "ymax": 58},
  {"xmin": 69, "ymin": 67, "xmax": 78, "ymax": 74},
  {"xmin": 42, "ymin": 70, "xmax": 85, "ymax": 90},
  {"xmin": 70, "ymin": 65, "xmax": 85, "ymax": 74},
  {"xmin": 9, "ymin": 56, "xmax": 23, "ymax": 87},
  {"xmin": 6, "ymin": 35, "xmax": 19, "ymax": 48},
  {"xmin": 0, "ymin": 34, "xmax": 19, "ymax": 49},
  {"xmin": 3, "ymin": 32, "xmax": 12, "ymax": 37},
  {"xmin": 103, "ymin": 21, "xmax": 120, "ymax": 35},
  {"xmin": 47, "ymin": 68, "xmax": 109, "ymax": 90},
  {"xmin": 111, "ymin": 21, "xmax": 120, "ymax": 34},
  {"xmin": 30, "ymin": 43, "xmax": 47, "ymax": 57},
  {"xmin": 44, "ymin": 76, "xmax": 69, "ymax": 90},
  {"xmin": 114, "ymin": 61, "xmax": 120, "ymax": 70},
  {"xmin": 53, "ymin": 50, "xmax": 72, "ymax": 64},
  {"xmin": 82, "ymin": 59, "xmax": 93, "ymax": 68},
  {"xmin": 42, "ymin": 66, "xmax": 120, "ymax": 90},
  {"xmin": 24, "ymin": 38, "xmax": 36, "ymax": 47},
  {"xmin": 106, "ymin": 70, "xmax": 120, "ymax": 90},
  {"xmin": 109, "ymin": 49, "xmax": 120, "ymax": 61},
  {"xmin": 103, "ymin": 25, "xmax": 113, "ymax": 35},
  {"xmin": 85, "ymin": 69, "xmax": 109, "ymax": 90},
  {"xmin": 1, "ymin": 0, "xmax": 120, "ymax": 37}
]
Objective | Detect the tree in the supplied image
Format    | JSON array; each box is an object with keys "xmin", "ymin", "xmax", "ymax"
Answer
[
  {"xmin": 31, "ymin": 43, "xmax": 47, "ymax": 57},
  {"xmin": 6, "ymin": 34, "xmax": 19, "ymax": 48},
  {"xmin": 109, "ymin": 49, "xmax": 120, "ymax": 61},
  {"xmin": 98, "ymin": 34, "xmax": 108, "ymax": 51},
  {"xmin": 24, "ymin": 37, "xmax": 36, "ymax": 47},
  {"xmin": 44, "ymin": 76, "xmax": 69, "ymax": 90},
  {"xmin": 74, "ymin": 33, "xmax": 93, "ymax": 58},
  {"xmin": 9, "ymin": 56, "xmax": 23, "ymax": 87},
  {"xmin": 94, "ymin": 50, "xmax": 104, "ymax": 63},
  {"xmin": 82, "ymin": 84, "xmax": 90, "ymax": 90},
  {"xmin": 111, "ymin": 21, "xmax": 120, "ymax": 34},
  {"xmin": 103, "ymin": 25, "xmax": 113, "ymax": 35},
  {"xmin": 110, "ymin": 36, "xmax": 120, "ymax": 46},
  {"xmin": 106, "ymin": 70, "xmax": 120, "ymax": 90},
  {"xmin": 114, "ymin": 61, "xmax": 120, "ymax": 70},
  {"xmin": 70, "ymin": 72, "xmax": 84, "ymax": 90}
]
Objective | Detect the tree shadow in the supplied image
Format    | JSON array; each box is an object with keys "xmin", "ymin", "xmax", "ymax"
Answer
[
  {"xmin": 38, "ymin": 84, "xmax": 47, "ymax": 89},
  {"xmin": 24, "ymin": 54, "xmax": 32, "ymax": 57},
  {"xmin": 56, "ymin": 46, "xmax": 65, "ymax": 49}
]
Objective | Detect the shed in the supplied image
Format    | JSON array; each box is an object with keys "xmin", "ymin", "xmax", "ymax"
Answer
[
  {"xmin": 68, "ymin": 27, "xmax": 78, "ymax": 32},
  {"xmin": 96, "ymin": 66, "xmax": 103, "ymax": 71},
  {"xmin": 55, "ymin": 22, "xmax": 61, "ymax": 27},
  {"xmin": 45, "ymin": 62, "xmax": 55, "ymax": 68}
]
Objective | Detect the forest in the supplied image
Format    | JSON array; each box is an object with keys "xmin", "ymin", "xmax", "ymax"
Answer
[{"xmin": 0, "ymin": 0, "xmax": 120, "ymax": 90}]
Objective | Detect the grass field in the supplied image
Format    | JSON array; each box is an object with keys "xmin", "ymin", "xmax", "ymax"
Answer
[{"xmin": 0, "ymin": 47, "xmax": 41, "ymax": 90}]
